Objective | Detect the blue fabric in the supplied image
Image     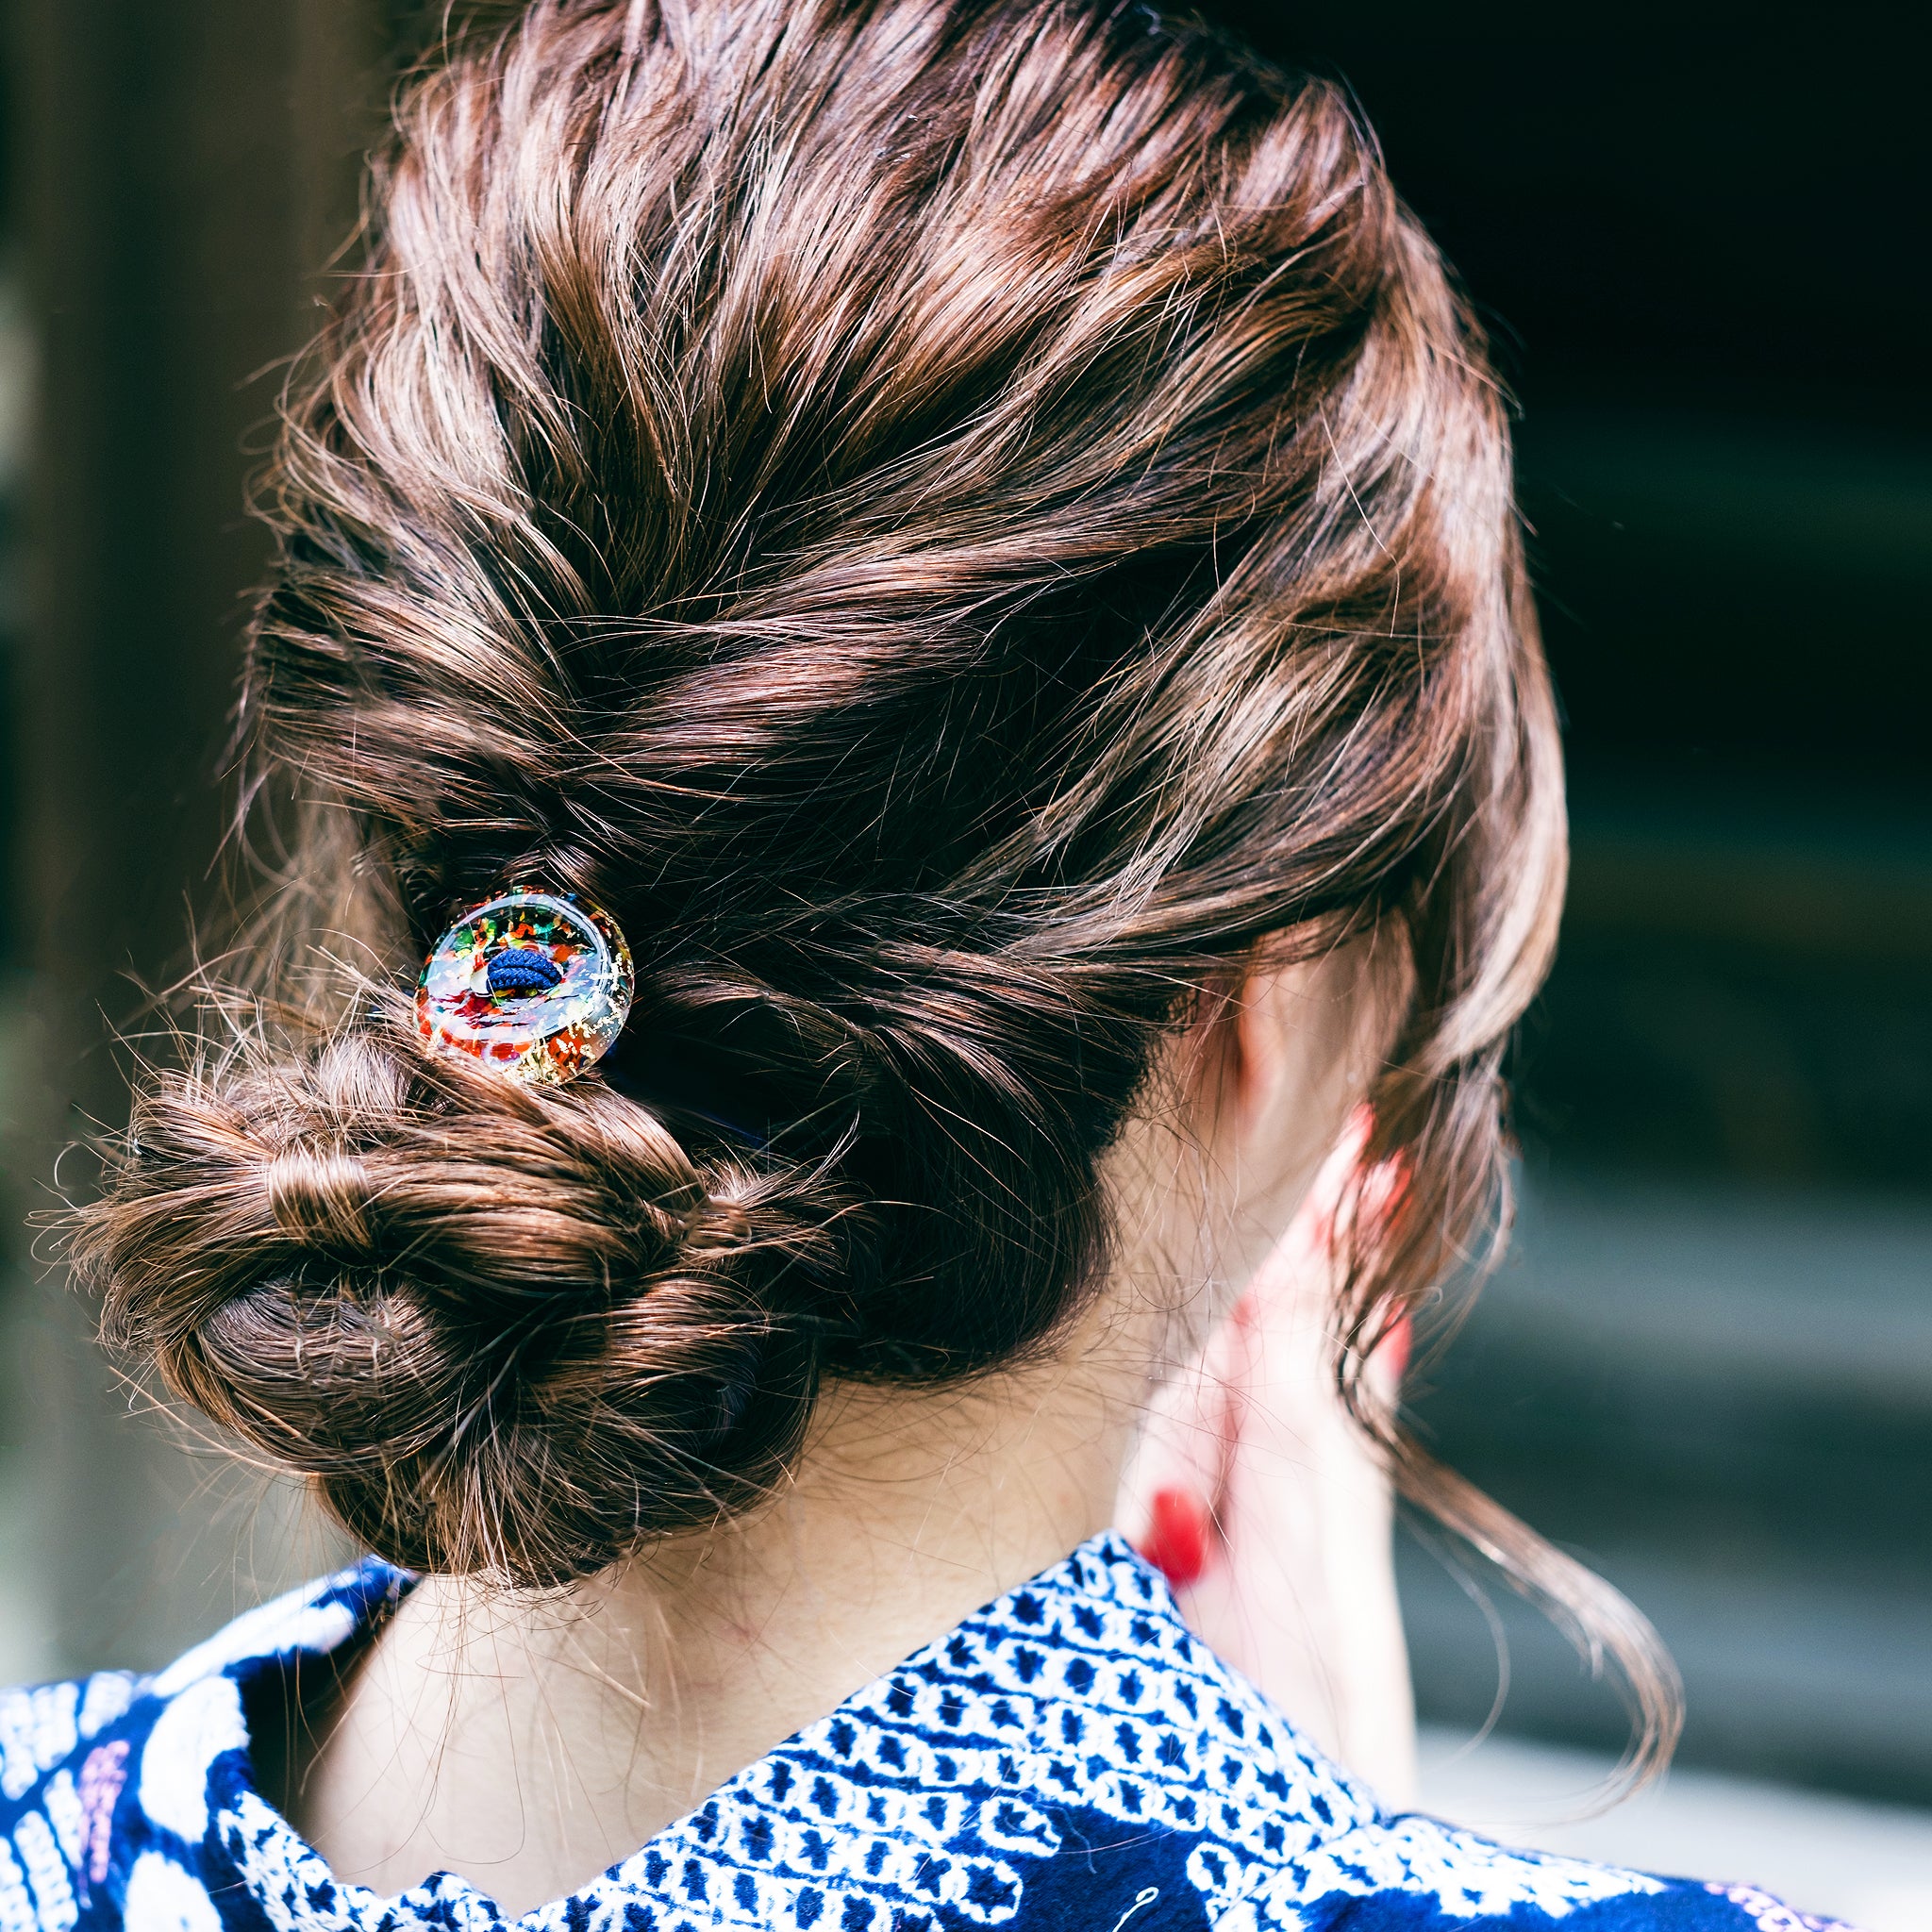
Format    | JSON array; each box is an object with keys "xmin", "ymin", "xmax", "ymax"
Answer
[
  {"xmin": 485, "ymin": 949, "xmax": 564, "ymax": 995},
  {"xmin": 0, "ymin": 1534, "xmax": 1846, "ymax": 1931}
]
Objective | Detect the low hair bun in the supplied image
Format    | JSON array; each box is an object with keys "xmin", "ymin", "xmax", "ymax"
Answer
[
  {"xmin": 264, "ymin": 1150, "xmax": 375, "ymax": 1259},
  {"xmin": 76, "ymin": 1017, "xmax": 852, "ymax": 1583}
]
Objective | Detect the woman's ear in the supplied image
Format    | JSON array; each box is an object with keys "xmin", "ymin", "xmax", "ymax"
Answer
[
  {"xmin": 1227, "ymin": 948, "xmax": 1363, "ymax": 1153},
  {"xmin": 1201, "ymin": 936, "xmax": 1412, "ymax": 1281},
  {"xmin": 1105, "ymin": 932, "xmax": 1411, "ymax": 1331}
]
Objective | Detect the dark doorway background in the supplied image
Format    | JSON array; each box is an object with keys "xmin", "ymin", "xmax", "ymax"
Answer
[{"xmin": 1228, "ymin": 1, "xmax": 1932, "ymax": 813}]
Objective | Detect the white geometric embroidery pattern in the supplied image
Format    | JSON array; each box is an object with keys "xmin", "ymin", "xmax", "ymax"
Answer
[
  {"xmin": 1705, "ymin": 1884, "xmax": 1851, "ymax": 1932},
  {"xmin": 211, "ymin": 1538, "xmax": 1663, "ymax": 1930},
  {"xmin": 0, "ymin": 1688, "xmax": 78, "ymax": 1806},
  {"xmin": 12, "ymin": 1811, "xmax": 75, "ymax": 1932}
]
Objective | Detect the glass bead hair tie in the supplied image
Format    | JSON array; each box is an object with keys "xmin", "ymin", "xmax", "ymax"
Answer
[{"xmin": 417, "ymin": 886, "xmax": 635, "ymax": 1087}]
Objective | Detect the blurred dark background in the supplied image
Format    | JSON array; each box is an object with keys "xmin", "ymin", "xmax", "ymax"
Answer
[
  {"xmin": 0, "ymin": 0, "xmax": 1925, "ymax": 1822},
  {"xmin": 1226, "ymin": 0, "xmax": 1932, "ymax": 1810}
]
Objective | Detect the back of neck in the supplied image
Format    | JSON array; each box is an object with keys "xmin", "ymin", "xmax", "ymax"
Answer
[{"xmin": 287, "ymin": 1316, "xmax": 1152, "ymax": 1917}]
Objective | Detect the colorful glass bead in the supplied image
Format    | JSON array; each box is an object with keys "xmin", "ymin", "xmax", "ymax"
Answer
[{"xmin": 416, "ymin": 888, "xmax": 635, "ymax": 1086}]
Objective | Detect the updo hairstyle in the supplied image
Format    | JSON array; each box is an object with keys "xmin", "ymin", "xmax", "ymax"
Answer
[{"xmin": 70, "ymin": 0, "xmax": 1664, "ymax": 1746}]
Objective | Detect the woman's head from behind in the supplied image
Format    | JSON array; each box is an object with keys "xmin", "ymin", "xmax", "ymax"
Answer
[{"xmin": 75, "ymin": 0, "xmax": 1560, "ymax": 1593}]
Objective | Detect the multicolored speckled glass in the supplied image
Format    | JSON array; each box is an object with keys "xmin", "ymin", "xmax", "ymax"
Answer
[{"xmin": 417, "ymin": 888, "xmax": 634, "ymax": 1086}]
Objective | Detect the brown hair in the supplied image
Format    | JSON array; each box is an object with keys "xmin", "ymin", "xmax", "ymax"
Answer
[{"xmin": 72, "ymin": 0, "xmax": 1675, "ymax": 1768}]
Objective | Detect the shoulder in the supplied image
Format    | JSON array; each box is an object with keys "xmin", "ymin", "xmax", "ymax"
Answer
[
  {"xmin": 0, "ymin": 1560, "xmax": 404, "ymax": 1932},
  {"xmin": 1259, "ymin": 1811, "xmax": 1849, "ymax": 1931},
  {"xmin": 0, "ymin": 1664, "xmax": 138, "ymax": 1931},
  {"xmin": 0, "ymin": 1541, "xmax": 1853, "ymax": 1932},
  {"xmin": 612, "ymin": 1534, "xmax": 1856, "ymax": 1931}
]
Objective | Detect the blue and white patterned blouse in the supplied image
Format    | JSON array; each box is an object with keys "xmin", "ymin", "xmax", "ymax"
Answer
[{"xmin": 0, "ymin": 1533, "xmax": 1842, "ymax": 1931}]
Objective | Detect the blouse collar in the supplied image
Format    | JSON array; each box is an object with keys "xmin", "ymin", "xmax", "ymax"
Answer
[{"xmin": 119, "ymin": 1531, "xmax": 1666, "ymax": 1932}]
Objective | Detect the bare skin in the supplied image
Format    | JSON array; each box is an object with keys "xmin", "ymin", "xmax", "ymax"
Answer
[
  {"xmin": 1118, "ymin": 1126, "xmax": 1419, "ymax": 1805},
  {"xmin": 291, "ymin": 942, "xmax": 1400, "ymax": 1916}
]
